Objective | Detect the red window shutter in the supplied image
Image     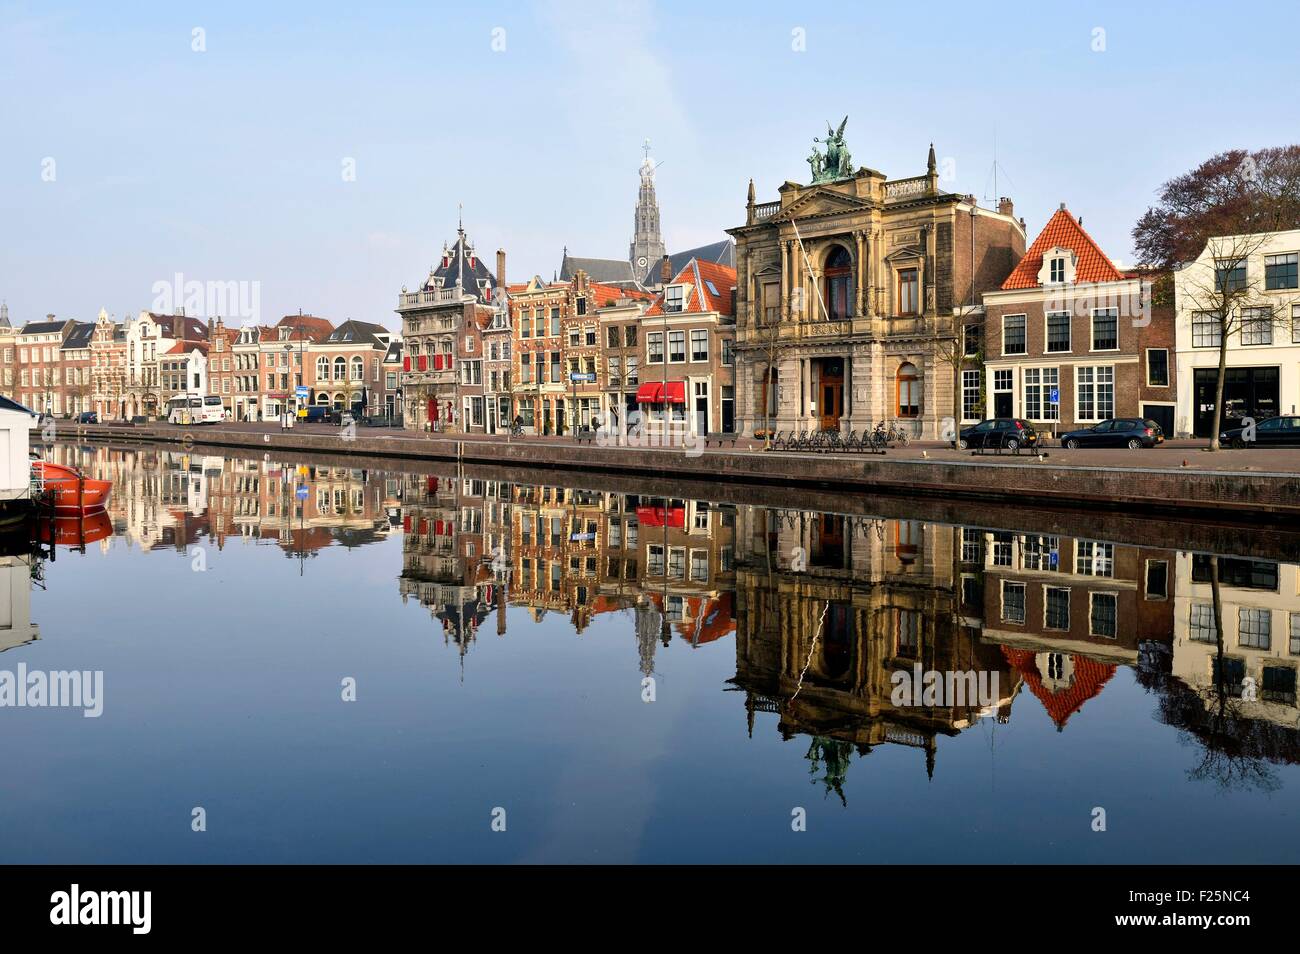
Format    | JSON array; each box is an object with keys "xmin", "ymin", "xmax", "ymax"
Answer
[{"xmin": 403, "ymin": 356, "xmax": 411, "ymax": 372}]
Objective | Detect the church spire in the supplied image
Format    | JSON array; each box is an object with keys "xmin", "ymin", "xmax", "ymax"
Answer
[{"xmin": 629, "ymin": 139, "xmax": 667, "ymax": 278}]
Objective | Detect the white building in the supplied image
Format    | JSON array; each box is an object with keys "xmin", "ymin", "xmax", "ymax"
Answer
[{"xmin": 1174, "ymin": 229, "xmax": 1300, "ymax": 437}]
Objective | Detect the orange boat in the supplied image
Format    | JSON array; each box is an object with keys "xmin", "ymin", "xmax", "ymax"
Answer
[
  {"xmin": 37, "ymin": 509, "xmax": 113, "ymax": 547},
  {"xmin": 31, "ymin": 460, "xmax": 113, "ymax": 512}
]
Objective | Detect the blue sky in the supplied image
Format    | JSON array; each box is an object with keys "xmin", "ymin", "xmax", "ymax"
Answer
[{"xmin": 3, "ymin": 0, "xmax": 1297, "ymax": 331}]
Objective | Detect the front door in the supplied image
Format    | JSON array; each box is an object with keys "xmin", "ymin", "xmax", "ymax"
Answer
[
  {"xmin": 994, "ymin": 391, "xmax": 1013, "ymax": 418},
  {"xmin": 819, "ymin": 358, "xmax": 844, "ymax": 430},
  {"xmin": 1142, "ymin": 404, "xmax": 1173, "ymax": 438}
]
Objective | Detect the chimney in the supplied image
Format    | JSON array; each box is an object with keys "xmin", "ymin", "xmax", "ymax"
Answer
[
  {"xmin": 46, "ymin": 313, "xmax": 55, "ymax": 321},
  {"xmin": 998, "ymin": 196, "xmax": 1014, "ymax": 217},
  {"xmin": 660, "ymin": 254, "xmax": 672, "ymax": 286},
  {"xmin": 496, "ymin": 249, "xmax": 506, "ymax": 290}
]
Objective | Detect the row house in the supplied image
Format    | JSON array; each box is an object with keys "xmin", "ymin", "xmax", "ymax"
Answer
[
  {"xmin": 124, "ymin": 311, "xmax": 208, "ymax": 418},
  {"xmin": 482, "ymin": 258, "xmax": 514, "ymax": 434},
  {"xmin": 206, "ymin": 318, "xmax": 239, "ymax": 415},
  {"xmin": 0, "ymin": 304, "xmax": 15, "ymax": 401},
  {"xmin": 91, "ymin": 309, "xmax": 128, "ymax": 419},
  {"xmin": 311, "ymin": 319, "xmax": 393, "ymax": 417},
  {"xmin": 380, "ymin": 338, "xmax": 403, "ymax": 422},
  {"xmin": 560, "ymin": 271, "xmax": 602, "ymax": 429},
  {"xmin": 509, "ymin": 274, "xmax": 571, "ymax": 435},
  {"xmin": 593, "ymin": 283, "xmax": 656, "ymax": 429},
  {"xmin": 456, "ymin": 309, "xmax": 487, "ymax": 432},
  {"xmin": 637, "ymin": 257, "xmax": 738, "ymax": 435},
  {"xmin": 727, "ymin": 142, "xmax": 1025, "ymax": 439},
  {"xmin": 397, "ymin": 224, "xmax": 499, "ymax": 432},
  {"xmin": 1174, "ymin": 227, "xmax": 1300, "ymax": 437},
  {"xmin": 159, "ymin": 340, "xmax": 208, "ymax": 398},
  {"xmin": 270, "ymin": 313, "xmax": 334, "ymax": 418},
  {"xmin": 980, "ymin": 206, "xmax": 1176, "ymax": 437},
  {"xmin": 16, "ymin": 316, "xmax": 74, "ymax": 414},
  {"xmin": 231, "ymin": 325, "xmax": 271, "ymax": 421},
  {"xmin": 58, "ymin": 321, "xmax": 96, "ymax": 417}
]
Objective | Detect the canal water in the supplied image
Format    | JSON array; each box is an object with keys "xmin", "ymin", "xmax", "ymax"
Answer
[{"xmin": 2, "ymin": 443, "xmax": 1299, "ymax": 863}]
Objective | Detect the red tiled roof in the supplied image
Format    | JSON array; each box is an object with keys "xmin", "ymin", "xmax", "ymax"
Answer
[
  {"xmin": 588, "ymin": 282, "xmax": 656, "ymax": 308},
  {"xmin": 1001, "ymin": 647, "xmax": 1116, "ymax": 729},
  {"xmin": 1001, "ymin": 207, "xmax": 1125, "ymax": 290},
  {"xmin": 165, "ymin": 340, "xmax": 209, "ymax": 355},
  {"xmin": 645, "ymin": 259, "xmax": 737, "ymax": 316}
]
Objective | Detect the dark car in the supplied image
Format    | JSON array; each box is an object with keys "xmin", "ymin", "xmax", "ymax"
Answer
[
  {"xmin": 1060, "ymin": 417, "xmax": 1164, "ymax": 449},
  {"xmin": 954, "ymin": 418, "xmax": 1040, "ymax": 450},
  {"xmin": 76, "ymin": 411, "xmax": 98, "ymax": 424},
  {"xmin": 298, "ymin": 405, "xmax": 329, "ymax": 423},
  {"xmin": 1220, "ymin": 414, "xmax": 1300, "ymax": 448}
]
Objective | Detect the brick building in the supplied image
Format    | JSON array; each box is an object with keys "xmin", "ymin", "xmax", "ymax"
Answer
[
  {"xmin": 91, "ymin": 309, "xmax": 128, "ymax": 419},
  {"xmin": 638, "ymin": 258, "xmax": 737, "ymax": 435},
  {"xmin": 17, "ymin": 317, "xmax": 74, "ymax": 415},
  {"xmin": 58, "ymin": 321, "xmax": 96, "ymax": 417},
  {"xmin": 981, "ymin": 206, "xmax": 1175, "ymax": 437},
  {"xmin": 509, "ymin": 275, "xmax": 570, "ymax": 435}
]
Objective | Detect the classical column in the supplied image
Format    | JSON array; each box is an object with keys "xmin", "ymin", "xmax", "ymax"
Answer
[
  {"xmin": 780, "ymin": 241, "xmax": 790, "ymax": 320},
  {"xmin": 854, "ymin": 230, "xmax": 866, "ymax": 318}
]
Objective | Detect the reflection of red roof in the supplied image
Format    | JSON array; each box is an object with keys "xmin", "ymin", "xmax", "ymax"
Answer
[
  {"xmin": 636, "ymin": 504, "xmax": 684, "ymax": 528},
  {"xmin": 1002, "ymin": 207, "xmax": 1125, "ymax": 290},
  {"xmin": 634, "ymin": 381, "xmax": 685, "ymax": 404},
  {"xmin": 680, "ymin": 593, "xmax": 735, "ymax": 645},
  {"xmin": 1002, "ymin": 646, "xmax": 1116, "ymax": 729}
]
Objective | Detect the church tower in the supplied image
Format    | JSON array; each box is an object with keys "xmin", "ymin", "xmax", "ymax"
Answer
[{"xmin": 628, "ymin": 140, "xmax": 666, "ymax": 279}]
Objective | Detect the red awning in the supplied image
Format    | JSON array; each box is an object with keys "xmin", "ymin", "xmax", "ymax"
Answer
[
  {"xmin": 634, "ymin": 381, "xmax": 686, "ymax": 404},
  {"xmin": 635, "ymin": 505, "xmax": 686, "ymax": 528}
]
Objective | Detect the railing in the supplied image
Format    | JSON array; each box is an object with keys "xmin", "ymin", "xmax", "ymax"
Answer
[
  {"xmin": 398, "ymin": 287, "xmax": 470, "ymax": 308},
  {"xmin": 750, "ymin": 201, "xmax": 780, "ymax": 224},
  {"xmin": 884, "ymin": 176, "xmax": 929, "ymax": 200}
]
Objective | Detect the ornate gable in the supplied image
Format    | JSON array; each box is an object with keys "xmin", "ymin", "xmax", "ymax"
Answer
[{"xmin": 777, "ymin": 187, "xmax": 873, "ymax": 222}]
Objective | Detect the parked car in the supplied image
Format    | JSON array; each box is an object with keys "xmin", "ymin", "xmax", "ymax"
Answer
[
  {"xmin": 953, "ymin": 418, "xmax": 1040, "ymax": 450},
  {"xmin": 298, "ymin": 405, "xmax": 329, "ymax": 424},
  {"xmin": 76, "ymin": 411, "xmax": 98, "ymax": 424},
  {"xmin": 1220, "ymin": 414, "xmax": 1300, "ymax": 448},
  {"xmin": 1060, "ymin": 418, "xmax": 1164, "ymax": 449}
]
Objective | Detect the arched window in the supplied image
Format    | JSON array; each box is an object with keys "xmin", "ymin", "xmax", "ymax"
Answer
[
  {"xmin": 896, "ymin": 362, "xmax": 920, "ymax": 418},
  {"xmin": 316, "ymin": 356, "xmax": 329, "ymax": 381},
  {"xmin": 824, "ymin": 245, "xmax": 853, "ymax": 321},
  {"xmin": 351, "ymin": 356, "xmax": 364, "ymax": 380},
  {"xmin": 333, "ymin": 356, "xmax": 346, "ymax": 381},
  {"xmin": 332, "ymin": 393, "xmax": 345, "ymax": 409},
  {"xmin": 315, "ymin": 393, "xmax": 330, "ymax": 406}
]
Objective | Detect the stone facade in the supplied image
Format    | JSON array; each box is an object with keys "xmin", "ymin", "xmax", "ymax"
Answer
[{"xmin": 727, "ymin": 144, "xmax": 1025, "ymax": 440}]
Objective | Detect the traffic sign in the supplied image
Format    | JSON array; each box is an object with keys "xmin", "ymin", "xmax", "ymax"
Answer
[
  {"xmin": 1048, "ymin": 386, "xmax": 1059, "ymax": 403},
  {"xmin": 295, "ymin": 386, "xmax": 310, "ymax": 399},
  {"xmin": 569, "ymin": 373, "xmax": 596, "ymax": 382},
  {"xmin": 295, "ymin": 485, "xmax": 309, "ymax": 500}
]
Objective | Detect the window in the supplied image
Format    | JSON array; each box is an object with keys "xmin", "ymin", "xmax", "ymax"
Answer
[
  {"xmin": 963, "ymin": 324, "xmax": 981, "ymax": 357},
  {"xmin": 350, "ymin": 356, "xmax": 363, "ymax": 380},
  {"xmin": 626, "ymin": 357, "xmax": 638, "ymax": 384},
  {"xmin": 690, "ymin": 329, "xmax": 708, "ymax": 362},
  {"xmin": 668, "ymin": 331, "xmax": 685, "ymax": 363},
  {"xmin": 1190, "ymin": 604, "xmax": 1218, "ymax": 643},
  {"xmin": 317, "ymin": 356, "xmax": 329, "ymax": 380},
  {"xmin": 1076, "ymin": 540, "xmax": 1114, "ymax": 577},
  {"xmin": 1091, "ymin": 308, "xmax": 1118, "ymax": 350},
  {"xmin": 897, "ymin": 268, "xmax": 919, "ymax": 315},
  {"xmin": 1239, "ymin": 608, "xmax": 1271, "ymax": 649},
  {"xmin": 1022, "ymin": 535, "xmax": 1060, "ymax": 571},
  {"xmin": 333, "ymin": 356, "xmax": 346, "ymax": 380},
  {"xmin": 1045, "ymin": 587, "xmax": 1071, "ymax": 630},
  {"xmin": 1290, "ymin": 613, "xmax": 1300, "ymax": 655},
  {"xmin": 1003, "ymin": 314, "xmax": 1026, "ymax": 355},
  {"xmin": 1265, "ymin": 252, "xmax": 1298, "ymax": 290},
  {"xmin": 1090, "ymin": 593, "xmax": 1118, "ymax": 638},
  {"xmin": 607, "ymin": 326, "xmax": 620, "ymax": 349},
  {"xmin": 625, "ymin": 325, "xmax": 637, "ymax": 347},
  {"xmin": 1240, "ymin": 306, "xmax": 1272, "ymax": 345},
  {"xmin": 1023, "ymin": 367, "xmax": 1059, "ymax": 421},
  {"xmin": 1049, "ymin": 256, "xmax": 1066, "ymax": 284},
  {"xmin": 1046, "ymin": 311, "xmax": 1071, "ymax": 352},
  {"xmin": 1001, "ymin": 582, "xmax": 1026, "ymax": 623},
  {"xmin": 1077, "ymin": 365, "xmax": 1114, "ymax": 421},
  {"xmin": 550, "ymin": 309, "xmax": 561, "ymax": 336},
  {"xmin": 1146, "ymin": 349, "xmax": 1169, "ymax": 387},
  {"xmin": 896, "ymin": 362, "xmax": 920, "ymax": 418},
  {"xmin": 520, "ymin": 353, "xmax": 533, "ymax": 384},
  {"xmin": 607, "ymin": 356, "xmax": 621, "ymax": 384},
  {"xmin": 665, "ymin": 286, "xmax": 685, "ymax": 313},
  {"xmin": 1146, "ymin": 560, "xmax": 1168, "ymax": 599},
  {"xmin": 1292, "ymin": 305, "xmax": 1300, "ymax": 344},
  {"xmin": 549, "ymin": 351, "xmax": 561, "ymax": 383},
  {"xmin": 1215, "ymin": 260, "xmax": 1247, "ymax": 292},
  {"xmin": 991, "ymin": 531, "xmax": 1013, "ymax": 567},
  {"xmin": 961, "ymin": 369, "xmax": 981, "ymax": 420},
  {"xmin": 721, "ymin": 338, "xmax": 734, "ymax": 366},
  {"xmin": 1192, "ymin": 310, "xmax": 1222, "ymax": 348}
]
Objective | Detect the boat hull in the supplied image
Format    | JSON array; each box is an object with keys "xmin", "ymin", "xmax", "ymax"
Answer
[{"xmin": 32, "ymin": 461, "xmax": 113, "ymax": 512}]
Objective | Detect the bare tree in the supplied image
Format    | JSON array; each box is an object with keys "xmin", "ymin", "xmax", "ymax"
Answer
[{"xmin": 1176, "ymin": 232, "xmax": 1299, "ymax": 449}]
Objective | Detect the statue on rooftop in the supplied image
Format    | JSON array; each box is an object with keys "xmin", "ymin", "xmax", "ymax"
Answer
[{"xmin": 811, "ymin": 117, "xmax": 853, "ymax": 183}]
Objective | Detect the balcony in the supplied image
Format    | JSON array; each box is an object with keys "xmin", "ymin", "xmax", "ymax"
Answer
[{"xmin": 397, "ymin": 286, "xmax": 470, "ymax": 309}]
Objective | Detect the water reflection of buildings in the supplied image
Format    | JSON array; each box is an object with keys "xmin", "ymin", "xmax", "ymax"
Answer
[{"xmin": 30, "ymin": 445, "xmax": 1300, "ymax": 790}]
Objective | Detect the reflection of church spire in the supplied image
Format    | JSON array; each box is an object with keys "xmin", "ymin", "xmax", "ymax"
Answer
[{"xmin": 634, "ymin": 598, "xmax": 660, "ymax": 677}]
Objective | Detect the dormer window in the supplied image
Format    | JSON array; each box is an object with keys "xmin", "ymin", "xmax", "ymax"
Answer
[
  {"xmin": 1038, "ymin": 247, "xmax": 1076, "ymax": 286},
  {"xmin": 665, "ymin": 285, "xmax": 686, "ymax": 313},
  {"xmin": 1049, "ymin": 257, "xmax": 1066, "ymax": 284}
]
